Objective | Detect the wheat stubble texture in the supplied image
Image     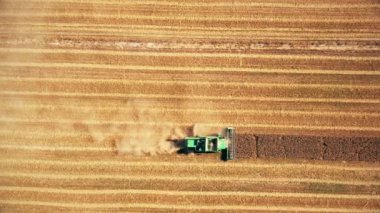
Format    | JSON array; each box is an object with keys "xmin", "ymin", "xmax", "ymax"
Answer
[{"xmin": 0, "ymin": 0, "xmax": 379, "ymax": 212}]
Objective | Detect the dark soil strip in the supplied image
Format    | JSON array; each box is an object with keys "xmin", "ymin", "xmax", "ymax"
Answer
[{"xmin": 236, "ymin": 134, "xmax": 380, "ymax": 161}]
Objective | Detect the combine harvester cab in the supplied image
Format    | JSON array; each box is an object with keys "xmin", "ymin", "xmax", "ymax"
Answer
[{"xmin": 185, "ymin": 127, "xmax": 236, "ymax": 161}]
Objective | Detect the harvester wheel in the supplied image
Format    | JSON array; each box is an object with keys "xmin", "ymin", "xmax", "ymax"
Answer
[
  {"xmin": 185, "ymin": 148, "xmax": 194, "ymax": 155},
  {"xmin": 221, "ymin": 149, "xmax": 228, "ymax": 161}
]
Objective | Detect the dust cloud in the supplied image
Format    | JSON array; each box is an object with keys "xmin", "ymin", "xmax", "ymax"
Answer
[
  {"xmin": 83, "ymin": 100, "xmax": 187, "ymax": 156},
  {"xmin": 82, "ymin": 99, "xmax": 226, "ymax": 156},
  {"xmin": 88, "ymin": 123, "xmax": 186, "ymax": 156},
  {"xmin": 3, "ymin": 96, "xmax": 190, "ymax": 156},
  {"xmin": 113, "ymin": 125, "xmax": 183, "ymax": 156}
]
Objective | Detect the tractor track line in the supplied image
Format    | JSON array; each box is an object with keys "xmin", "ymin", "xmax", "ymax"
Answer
[
  {"xmin": 2, "ymin": 76, "xmax": 379, "ymax": 89},
  {"xmin": 2, "ymin": 26, "xmax": 379, "ymax": 39},
  {"xmin": 1, "ymin": 118, "xmax": 380, "ymax": 132},
  {"xmin": 1, "ymin": 48, "xmax": 378, "ymax": 60},
  {"xmin": 1, "ymin": 12, "xmax": 379, "ymax": 23},
  {"xmin": 2, "ymin": 10, "xmax": 379, "ymax": 21},
  {"xmin": 2, "ymin": 91, "xmax": 380, "ymax": 104},
  {"xmin": 1, "ymin": 62, "xmax": 378, "ymax": 75},
  {"xmin": 1, "ymin": 200, "xmax": 377, "ymax": 212},
  {"xmin": 0, "ymin": 145, "xmax": 112, "ymax": 152},
  {"xmin": 3, "ymin": 23, "xmax": 380, "ymax": 33},
  {"xmin": 3, "ymin": 161, "xmax": 379, "ymax": 178},
  {"xmin": 3, "ymin": 31, "xmax": 379, "ymax": 41},
  {"xmin": 1, "ymin": 158, "xmax": 379, "ymax": 171},
  {"xmin": 3, "ymin": 0, "xmax": 380, "ymax": 8},
  {"xmin": 3, "ymin": 104, "xmax": 379, "ymax": 117},
  {"xmin": 1, "ymin": 172, "xmax": 379, "ymax": 186},
  {"xmin": 3, "ymin": 32, "xmax": 377, "ymax": 42},
  {"xmin": 1, "ymin": 186, "xmax": 379, "ymax": 200},
  {"xmin": 3, "ymin": 109, "xmax": 380, "ymax": 127},
  {"xmin": 3, "ymin": 127, "xmax": 377, "ymax": 137}
]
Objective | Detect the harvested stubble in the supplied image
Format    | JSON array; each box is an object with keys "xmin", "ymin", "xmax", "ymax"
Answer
[{"xmin": 1, "ymin": 0, "xmax": 380, "ymax": 212}]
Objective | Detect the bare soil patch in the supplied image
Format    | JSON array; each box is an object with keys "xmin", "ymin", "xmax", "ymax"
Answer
[{"xmin": 237, "ymin": 134, "xmax": 380, "ymax": 161}]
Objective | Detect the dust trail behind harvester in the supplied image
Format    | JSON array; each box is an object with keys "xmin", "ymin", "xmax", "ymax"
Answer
[
  {"xmin": 86, "ymin": 80, "xmax": 226, "ymax": 156},
  {"xmin": 83, "ymin": 99, "xmax": 226, "ymax": 156},
  {"xmin": 84, "ymin": 100, "xmax": 188, "ymax": 156},
  {"xmin": 114, "ymin": 124, "xmax": 183, "ymax": 156}
]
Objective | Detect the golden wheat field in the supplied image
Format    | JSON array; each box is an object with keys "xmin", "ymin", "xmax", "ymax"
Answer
[{"xmin": 0, "ymin": 0, "xmax": 380, "ymax": 212}]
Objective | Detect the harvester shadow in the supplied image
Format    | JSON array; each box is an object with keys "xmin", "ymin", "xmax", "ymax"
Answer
[{"xmin": 170, "ymin": 139, "xmax": 188, "ymax": 155}]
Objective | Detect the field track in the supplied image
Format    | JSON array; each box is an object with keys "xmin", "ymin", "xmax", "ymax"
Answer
[{"xmin": 0, "ymin": 0, "xmax": 379, "ymax": 212}]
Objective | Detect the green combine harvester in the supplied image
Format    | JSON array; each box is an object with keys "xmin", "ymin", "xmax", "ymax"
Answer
[{"xmin": 185, "ymin": 127, "xmax": 236, "ymax": 161}]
